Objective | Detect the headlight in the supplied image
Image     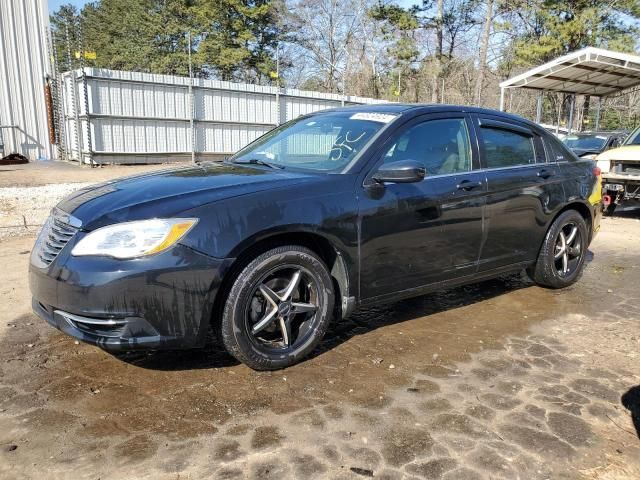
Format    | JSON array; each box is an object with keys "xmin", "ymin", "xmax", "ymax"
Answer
[
  {"xmin": 71, "ymin": 218, "xmax": 198, "ymax": 259},
  {"xmin": 580, "ymin": 154, "xmax": 597, "ymax": 160}
]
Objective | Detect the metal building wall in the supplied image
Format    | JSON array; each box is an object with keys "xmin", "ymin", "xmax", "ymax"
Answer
[
  {"xmin": 60, "ymin": 68, "xmax": 387, "ymax": 164},
  {"xmin": 0, "ymin": 0, "xmax": 53, "ymax": 161}
]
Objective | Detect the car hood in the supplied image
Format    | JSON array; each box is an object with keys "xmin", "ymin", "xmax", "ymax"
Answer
[
  {"xmin": 595, "ymin": 145, "xmax": 640, "ymax": 162},
  {"xmin": 57, "ymin": 162, "xmax": 320, "ymax": 229}
]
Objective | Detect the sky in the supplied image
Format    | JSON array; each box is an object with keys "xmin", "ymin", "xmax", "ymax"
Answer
[
  {"xmin": 48, "ymin": 0, "xmax": 89, "ymax": 12},
  {"xmin": 48, "ymin": 0, "xmax": 418, "ymax": 13}
]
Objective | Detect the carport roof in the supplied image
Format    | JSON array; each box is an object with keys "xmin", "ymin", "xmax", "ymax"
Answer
[{"xmin": 499, "ymin": 47, "xmax": 640, "ymax": 97}]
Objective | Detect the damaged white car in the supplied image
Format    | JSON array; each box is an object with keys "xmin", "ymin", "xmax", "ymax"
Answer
[{"xmin": 597, "ymin": 126, "xmax": 640, "ymax": 215}]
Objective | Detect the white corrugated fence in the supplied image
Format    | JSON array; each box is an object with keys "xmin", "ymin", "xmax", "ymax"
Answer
[{"xmin": 59, "ymin": 68, "xmax": 388, "ymax": 164}]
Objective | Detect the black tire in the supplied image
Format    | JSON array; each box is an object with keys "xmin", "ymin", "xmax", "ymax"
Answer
[
  {"xmin": 603, "ymin": 202, "xmax": 617, "ymax": 216},
  {"xmin": 221, "ymin": 245, "xmax": 334, "ymax": 370},
  {"xmin": 530, "ymin": 210, "xmax": 588, "ymax": 289}
]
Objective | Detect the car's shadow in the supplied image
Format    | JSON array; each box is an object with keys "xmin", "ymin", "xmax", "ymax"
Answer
[
  {"xmin": 115, "ymin": 271, "xmax": 539, "ymax": 371},
  {"xmin": 622, "ymin": 386, "xmax": 640, "ymax": 439},
  {"xmin": 609, "ymin": 205, "xmax": 640, "ymax": 219},
  {"xmin": 311, "ymin": 273, "xmax": 536, "ymax": 360}
]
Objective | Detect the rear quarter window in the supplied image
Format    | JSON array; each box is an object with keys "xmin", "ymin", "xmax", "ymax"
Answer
[{"xmin": 546, "ymin": 134, "xmax": 579, "ymax": 162}]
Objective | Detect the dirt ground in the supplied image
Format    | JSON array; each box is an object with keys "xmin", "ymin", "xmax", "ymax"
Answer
[{"xmin": 1, "ymin": 162, "xmax": 640, "ymax": 479}]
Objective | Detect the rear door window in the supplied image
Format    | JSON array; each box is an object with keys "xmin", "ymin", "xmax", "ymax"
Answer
[{"xmin": 479, "ymin": 125, "xmax": 536, "ymax": 168}]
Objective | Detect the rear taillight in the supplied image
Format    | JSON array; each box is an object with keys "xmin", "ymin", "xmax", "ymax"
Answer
[{"xmin": 593, "ymin": 166, "xmax": 602, "ymax": 176}]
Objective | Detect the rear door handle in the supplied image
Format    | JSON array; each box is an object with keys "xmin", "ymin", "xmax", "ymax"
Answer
[
  {"xmin": 456, "ymin": 180, "xmax": 483, "ymax": 191},
  {"xmin": 537, "ymin": 169, "xmax": 555, "ymax": 179}
]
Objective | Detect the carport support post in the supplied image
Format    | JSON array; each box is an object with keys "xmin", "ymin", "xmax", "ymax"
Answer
[
  {"xmin": 567, "ymin": 94, "xmax": 575, "ymax": 135},
  {"xmin": 499, "ymin": 87, "xmax": 505, "ymax": 111},
  {"xmin": 536, "ymin": 92, "xmax": 543, "ymax": 123},
  {"xmin": 595, "ymin": 97, "xmax": 602, "ymax": 131}
]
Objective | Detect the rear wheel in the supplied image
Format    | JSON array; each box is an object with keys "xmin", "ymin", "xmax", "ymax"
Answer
[
  {"xmin": 530, "ymin": 210, "xmax": 588, "ymax": 289},
  {"xmin": 221, "ymin": 245, "xmax": 334, "ymax": 370}
]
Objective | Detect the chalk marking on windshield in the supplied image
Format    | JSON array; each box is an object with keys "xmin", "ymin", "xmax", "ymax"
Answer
[{"xmin": 329, "ymin": 131, "xmax": 367, "ymax": 161}]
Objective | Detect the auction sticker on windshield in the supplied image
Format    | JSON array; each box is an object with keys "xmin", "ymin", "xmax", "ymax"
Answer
[{"xmin": 349, "ymin": 112, "xmax": 397, "ymax": 123}]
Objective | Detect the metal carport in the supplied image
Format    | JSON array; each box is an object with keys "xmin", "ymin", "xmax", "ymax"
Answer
[{"xmin": 499, "ymin": 47, "xmax": 640, "ymax": 133}]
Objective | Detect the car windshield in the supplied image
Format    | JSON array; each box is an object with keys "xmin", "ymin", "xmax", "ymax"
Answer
[
  {"xmin": 231, "ymin": 111, "xmax": 396, "ymax": 171},
  {"xmin": 562, "ymin": 135, "xmax": 608, "ymax": 151},
  {"xmin": 624, "ymin": 127, "xmax": 640, "ymax": 146}
]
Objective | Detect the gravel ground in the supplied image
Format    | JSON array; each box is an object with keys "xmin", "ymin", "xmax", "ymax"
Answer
[
  {"xmin": 0, "ymin": 161, "xmax": 180, "ymax": 240},
  {"xmin": 0, "ymin": 183, "xmax": 94, "ymax": 239}
]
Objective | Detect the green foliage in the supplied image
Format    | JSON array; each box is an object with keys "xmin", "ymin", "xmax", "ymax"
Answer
[
  {"xmin": 50, "ymin": 0, "xmax": 640, "ymax": 114},
  {"xmin": 50, "ymin": 0, "xmax": 280, "ymax": 81},
  {"xmin": 196, "ymin": 0, "xmax": 279, "ymax": 81},
  {"xmin": 592, "ymin": 108, "xmax": 640, "ymax": 131},
  {"xmin": 369, "ymin": 3, "xmax": 421, "ymax": 65},
  {"xmin": 511, "ymin": 0, "xmax": 640, "ymax": 66},
  {"xmin": 49, "ymin": 4, "xmax": 82, "ymax": 69}
]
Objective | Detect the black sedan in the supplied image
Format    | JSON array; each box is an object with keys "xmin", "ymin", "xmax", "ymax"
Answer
[
  {"xmin": 562, "ymin": 131, "xmax": 626, "ymax": 158},
  {"xmin": 30, "ymin": 104, "xmax": 602, "ymax": 370}
]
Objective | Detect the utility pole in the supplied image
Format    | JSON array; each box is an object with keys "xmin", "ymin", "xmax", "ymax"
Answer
[
  {"xmin": 341, "ymin": 44, "xmax": 349, "ymax": 107},
  {"xmin": 432, "ymin": 0, "xmax": 443, "ymax": 103},
  {"xmin": 474, "ymin": 0, "xmax": 493, "ymax": 106}
]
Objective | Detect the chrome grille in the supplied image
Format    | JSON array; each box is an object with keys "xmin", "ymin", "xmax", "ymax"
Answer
[{"xmin": 32, "ymin": 209, "xmax": 81, "ymax": 268}]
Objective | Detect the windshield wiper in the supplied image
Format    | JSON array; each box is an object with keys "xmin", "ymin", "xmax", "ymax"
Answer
[{"xmin": 233, "ymin": 158, "xmax": 285, "ymax": 169}]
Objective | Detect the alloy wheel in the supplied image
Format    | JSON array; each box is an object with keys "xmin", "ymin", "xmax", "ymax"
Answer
[
  {"xmin": 553, "ymin": 222, "xmax": 582, "ymax": 277},
  {"xmin": 245, "ymin": 266, "xmax": 319, "ymax": 351}
]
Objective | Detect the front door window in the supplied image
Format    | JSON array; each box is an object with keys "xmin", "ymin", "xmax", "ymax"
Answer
[{"xmin": 382, "ymin": 118, "xmax": 471, "ymax": 175}]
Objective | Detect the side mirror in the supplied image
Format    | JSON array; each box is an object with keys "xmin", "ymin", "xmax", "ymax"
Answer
[{"xmin": 372, "ymin": 159, "xmax": 426, "ymax": 184}]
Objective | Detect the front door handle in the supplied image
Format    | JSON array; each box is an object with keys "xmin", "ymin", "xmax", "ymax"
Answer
[
  {"xmin": 537, "ymin": 169, "xmax": 555, "ymax": 179},
  {"xmin": 456, "ymin": 180, "xmax": 483, "ymax": 191}
]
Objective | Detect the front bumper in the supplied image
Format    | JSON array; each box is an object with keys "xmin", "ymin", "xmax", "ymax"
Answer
[
  {"xmin": 32, "ymin": 300, "xmax": 177, "ymax": 350},
  {"xmin": 30, "ymin": 239, "xmax": 233, "ymax": 352}
]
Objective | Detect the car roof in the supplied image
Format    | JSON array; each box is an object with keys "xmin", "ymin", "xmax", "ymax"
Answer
[{"xmin": 318, "ymin": 103, "xmax": 541, "ymax": 127}]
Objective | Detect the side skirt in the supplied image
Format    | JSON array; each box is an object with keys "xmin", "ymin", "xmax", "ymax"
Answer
[{"xmin": 358, "ymin": 261, "xmax": 532, "ymax": 308}]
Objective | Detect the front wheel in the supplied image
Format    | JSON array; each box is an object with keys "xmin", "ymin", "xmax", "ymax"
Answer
[
  {"xmin": 221, "ymin": 245, "xmax": 334, "ymax": 370},
  {"xmin": 530, "ymin": 210, "xmax": 588, "ymax": 289}
]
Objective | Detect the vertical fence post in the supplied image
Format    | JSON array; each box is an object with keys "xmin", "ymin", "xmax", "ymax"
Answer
[
  {"xmin": 275, "ymin": 43, "xmax": 280, "ymax": 126},
  {"xmin": 65, "ymin": 23, "xmax": 81, "ymax": 163},
  {"xmin": 79, "ymin": 69, "xmax": 93, "ymax": 166},
  {"xmin": 188, "ymin": 32, "xmax": 196, "ymax": 163},
  {"xmin": 78, "ymin": 24, "xmax": 93, "ymax": 167},
  {"xmin": 48, "ymin": 30, "xmax": 67, "ymax": 160}
]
